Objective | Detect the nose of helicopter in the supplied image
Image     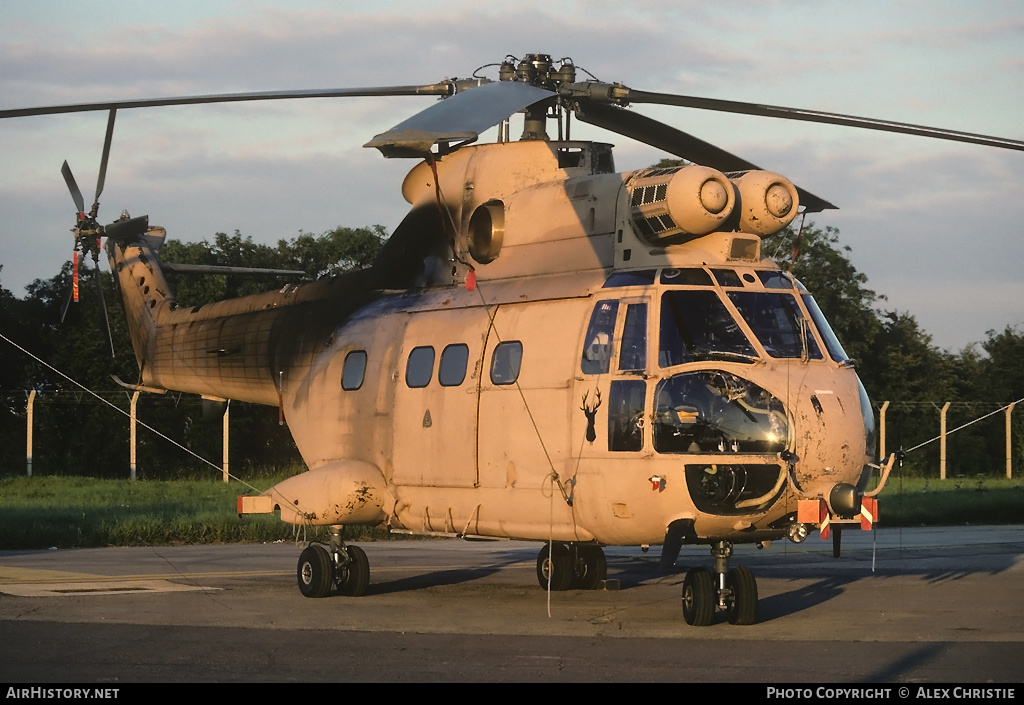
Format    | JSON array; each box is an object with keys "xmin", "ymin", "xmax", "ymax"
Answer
[{"xmin": 784, "ymin": 366, "xmax": 875, "ymax": 501}]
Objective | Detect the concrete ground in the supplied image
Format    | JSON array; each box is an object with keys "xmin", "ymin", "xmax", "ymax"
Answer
[{"xmin": 1, "ymin": 525, "xmax": 1022, "ymax": 682}]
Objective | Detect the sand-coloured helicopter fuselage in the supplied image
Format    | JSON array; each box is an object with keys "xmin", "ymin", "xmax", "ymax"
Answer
[{"xmin": 12, "ymin": 52, "xmax": 1020, "ymax": 624}]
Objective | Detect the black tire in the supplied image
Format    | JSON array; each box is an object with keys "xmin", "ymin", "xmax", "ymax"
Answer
[
  {"xmin": 681, "ymin": 567, "xmax": 715, "ymax": 626},
  {"xmin": 297, "ymin": 545, "xmax": 332, "ymax": 598},
  {"xmin": 569, "ymin": 545, "xmax": 607, "ymax": 590},
  {"xmin": 337, "ymin": 544, "xmax": 370, "ymax": 597},
  {"xmin": 725, "ymin": 566, "xmax": 758, "ymax": 625},
  {"xmin": 537, "ymin": 543, "xmax": 573, "ymax": 591}
]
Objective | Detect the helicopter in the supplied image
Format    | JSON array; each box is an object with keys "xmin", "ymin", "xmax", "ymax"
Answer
[{"xmin": 3, "ymin": 53, "xmax": 1022, "ymax": 626}]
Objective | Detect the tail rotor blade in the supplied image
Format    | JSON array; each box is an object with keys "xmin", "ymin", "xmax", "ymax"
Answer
[{"xmin": 61, "ymin": 161, "xmax": 86, "ymax": 214}]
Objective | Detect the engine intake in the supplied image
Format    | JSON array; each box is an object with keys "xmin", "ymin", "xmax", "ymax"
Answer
[
  {"xmin": 627, "ymin": 165, "xmax": 735, "ymax": 245},
  {"xmin": 729, "ymin": 170, "xmax": 800, "ymax": 236}
]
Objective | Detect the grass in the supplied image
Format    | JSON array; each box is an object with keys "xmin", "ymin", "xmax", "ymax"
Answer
[
  {"xmin": 876, "ymin": 474, "xmax": 1024, "ymax": 527},
  {"xmin": 0, "ymin": 472, "xmax": 1021, "ymax": 550},
  {"xmin": 0, "ymin": 473, "xmax": 387, "ymax": 549}
]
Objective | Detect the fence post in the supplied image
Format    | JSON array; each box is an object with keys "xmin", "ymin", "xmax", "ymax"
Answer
[
  {"xmin": 1008, "ymin": 402, "xmax": 1017, "ymax": 479},
  {"xmin": 130, "ymin": 391, "xmax": 140, "ymax": 481},
  {"xmin": 26, "ymin": 390, "xmax": 36, "ymax": 477},
  {"xmin": 940, "ymin": 401, "xmax": 951, "ymax": 480}
]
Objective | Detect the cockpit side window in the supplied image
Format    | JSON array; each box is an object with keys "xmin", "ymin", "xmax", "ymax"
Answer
[
  {"xmin": 581, "ymin": 300, "xmax": 619, "ymax": 374},
  {"xmin": 608, "ymin": 379, "xmax": 645, "ymax": 451},
  {"xmin": 802, "ymin": 294, "xmax": 850, "ymax": 363},
  {"xmin": 618, "ymin": 303, "xmax": 647, "ymax": 372}
]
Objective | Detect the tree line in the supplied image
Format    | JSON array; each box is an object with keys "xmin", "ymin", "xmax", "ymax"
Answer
[
  {"xmin": 0, "ymin": 223, "xmax": 1021, "ymax": 479},
  {"xmin": 766, "ymin": 224, "xmax": 1023, "ymax": 476},
  {"xmin": 0, "ymin": 226, "xmax": 385, "ymax": 479}
]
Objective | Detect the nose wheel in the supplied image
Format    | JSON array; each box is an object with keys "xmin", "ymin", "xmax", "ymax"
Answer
[{"xmin": 681, "ymin": 541, "xmax": 758, "ymax": 625}]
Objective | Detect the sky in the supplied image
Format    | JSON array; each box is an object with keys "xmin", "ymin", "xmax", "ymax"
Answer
[{"xmin": 0, "ymin": 0, "xmax": 1021, "ymax": 351}]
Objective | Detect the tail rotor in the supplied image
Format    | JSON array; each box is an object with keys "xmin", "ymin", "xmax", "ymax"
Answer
[{"xmin": 58, "ymin": 109, "xmax": 119, "ymax": 357}]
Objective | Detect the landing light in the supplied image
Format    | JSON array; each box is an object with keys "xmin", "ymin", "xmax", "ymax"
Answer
[{"xmin": 787, "ymin": 522, "xmax": 809, "ymax": 543}]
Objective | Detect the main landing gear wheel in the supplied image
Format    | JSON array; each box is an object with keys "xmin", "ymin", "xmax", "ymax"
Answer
[
  {"xmin": 725, "ymin": 566, "xmax": 758, "ymax": 625},
  {"xmin": 337, "ymin": 544, "xmax": 370, "ymax": 597},
  {"xmin": 537, "ymin": 543, "xmax": 573, "ymax": 591},
  {"xmin": 681, "ymin": 568, "xmax": 715, "ymax": 626},
  {"xmin": 297, "ymin": 545, "xmax": 333, "ymax": 598},
  {"xmin": 570, "ymin": 545, "xmax": 607, "ymax": 590}
]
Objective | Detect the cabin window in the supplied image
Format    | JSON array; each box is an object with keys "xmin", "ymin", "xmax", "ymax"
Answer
[
  {"xmin": 618, "ymin": 303, "xmax": 647, "ymax": 372},
  {"xmin": 581, "ymin": 300, "xmax": 619, "ymax": 374},
  {"xmin": 608, "ymin": 379, "xmax": 646, "ymax": 452},
  {"xmin": 341, "ymin": 350, "xmax": 367, "ymax": 391},
  {"xmin": 439, "ymin": 343, "xmax": 469, "ymax": 387},
  {"xmin": 490, "ymin": 341, "xmax": 523, "ymax": 385},
  {"xmin": 405, "ymin": 346, "xmax": 435, "ymax": 388}
]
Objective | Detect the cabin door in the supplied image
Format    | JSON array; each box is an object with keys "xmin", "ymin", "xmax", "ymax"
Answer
[
  {"xmin": 391, "ymin": 307, "xmax": 490, "ymax": 488},
  {"xmin": 570, "ymin": 296, "xmax": 660, "ymax": 542},
  {"xmin": 476, "ymin": 298, "xmax": 592, "ymax": 491}
]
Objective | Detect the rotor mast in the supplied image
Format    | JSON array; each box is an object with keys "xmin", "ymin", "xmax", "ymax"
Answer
[{"xmin": 500, "ymin": 53, "xmax": 577, "ymax": 142}]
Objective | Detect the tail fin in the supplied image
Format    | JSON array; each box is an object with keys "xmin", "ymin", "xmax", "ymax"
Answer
[{"xmin": 105, "ymin": 223, "xmax": 176, "ymax": 386}]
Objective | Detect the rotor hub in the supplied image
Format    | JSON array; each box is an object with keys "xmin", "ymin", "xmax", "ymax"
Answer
[{"xmin": 501, "ymin": 54, "xmax": 576, "ymax": 90}]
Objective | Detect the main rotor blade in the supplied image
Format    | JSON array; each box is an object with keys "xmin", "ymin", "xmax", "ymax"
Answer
[
  {"xmin": 575, "ymin": 101, "xmax": 837, "ymax": 212},
  {"xmin": 366, "ymin": 80, "xmax": 555, "ymax": 156},
  {"xmin": 0, "ymin": 84, "xmax": 456, "ymax": 120},
  {"xmin": 621, "ymin": 89, "xmax": 1024, "ymax": 152},
  {"xmin": 61, "ymin": 161, "xmax": 86, "ymax": 214},
  {"xmin": 94, "ymin": 109, "xmax": 116, "ymax": 208}
]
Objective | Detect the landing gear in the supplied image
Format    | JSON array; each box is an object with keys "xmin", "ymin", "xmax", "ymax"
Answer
[
  {"xmin": 725, "ymin": 566, "xmax": 757, "ymax": 625},
  {"xmin": 570, "ymin": 544, "xmax": 607, "ymax": 590},
  {"xmin": 296, "ymin": 525, "xmax": 370, "ymax": 598},
  {"xmin": 297, "ymin": 544, "xmax": 333, "ymax": 598},
  {"xmin": 681, "ymin": 567, "xmax": 715, "ymax": 626},
  {"xmin": 536, "ymin": 543, "xmax": 607, "ymax": 591},
  {"xmin": 337, "ymin": 544, "xmax": 370, "ymax": 596},
  {"xmin": 681, "ymin": 541, "xmax": 758, "ymax": 626}
]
